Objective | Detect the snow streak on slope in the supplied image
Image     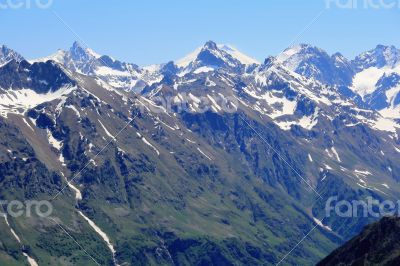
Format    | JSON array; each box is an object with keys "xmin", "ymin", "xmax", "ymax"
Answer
[
  {"xmin": 98, "ymin": 120, "xmax": 116, "ymax": 140},
  {"xmin": 2, "ymin": 216, "xmax": 39, "ymax": 266},
  {"xmin": 59, "ymin": 171, "xmax": 117, "ymax": 264},
  {"xmin": 197, "ymin": 147, "xmax": 212, "ymax": 161},
  {"xmin": 78, "ymin": 211, "xmax": 118, "ymax": 265},
  {"xmin": 137, "ymin": 132, "xmax": 160, "ymax": 156},
  {"xmin": 60, "ymin": 173, "xmax": 82, "ymax": 200},
  {"xmin": 313, "ymin": 217, "xmax": 333, "ymax": 232}
]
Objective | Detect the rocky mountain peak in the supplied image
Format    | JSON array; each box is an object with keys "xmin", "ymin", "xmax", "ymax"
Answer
[
  {"xmin": 69, "ymin": 41, "xmax": 99, "ymax": 63},
  {"xmin": 276, "ymin": 44, "xmax": 354, "ymax": 85},
  {"xmin": 176, "ymin": 41, "xmax": 259, "ymax": 73},
  {"xmin": 353, "ymin": 44, "xmax": 400, "ymax": 70},
  {"xmin": 203, "ymin": 40, "xmax": 218, "ymax": 50},
  {"xmin": 0, "ymin": 59, "xmax": 76, "ymax": 93},
  {"xmin": 180, "ymin": 40, "xmax": 244, "ymax": 73},
  {"xmin": 0, "ymin": 45, "xmax": 24, "ymax": 65}
]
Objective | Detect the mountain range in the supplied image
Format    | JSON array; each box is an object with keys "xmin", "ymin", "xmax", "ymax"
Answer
[
  {"xmin": 27, "ymin": 41, "xmax": 400, "ymax": 122},
  {"xmin": 0, "ymin": 41, "xmax": 399, "ymax": 265}
]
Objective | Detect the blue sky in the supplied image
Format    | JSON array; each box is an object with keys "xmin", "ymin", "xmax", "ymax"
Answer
[{"xmin": 1, "ymin": 0, "xmax": 399, "ymax": 65}]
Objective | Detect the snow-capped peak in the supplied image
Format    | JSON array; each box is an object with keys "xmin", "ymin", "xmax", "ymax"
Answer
[
  {"xmin": 33, "ymin": 49, "xmax": 67, "ymax": 64},
  {"xmin": 353, "ymin": 45, "xmax": 400, "ymax": 71},
  {"xmin": 176, "ymin": 41, "xmax": 258, "ymax": 68},
  {"xmin": 31, "ymin": 42, "xmax": 163, "ymax": 92},
  {"xmin": 276, "ymin": 44, "xmax": 325, "ymax": 66},
  {"xmin": 275, "ymin": 44, "xmax": 354, "ymax": 86},
  {"xmin": 217, "ymin": 44, "xmax": 259, "ymax": 65},
  {"xmin": 203, "ymin": 40, "xmax": 218, "ymax": 50},
  {"xmin": 176, "ymin": 47, "xmax": 203, "ymax": 68},
  {"xmin": 332, "ymin": 52, "xmax": 348, "ymax": 66},
  {"xmin": 69, "ymin": 41, "xmax": 101, "ymax": 62},
  {"xmin": 33, "ymin": 41, "xmax": 100, "ymax": 66},
  {"xmin": 275, "ymin": 45, "xmax": 304, "ymax": 64},
  {"xmin": 176, "ymin": 40, "xmax": 242, "ymax": 74}
]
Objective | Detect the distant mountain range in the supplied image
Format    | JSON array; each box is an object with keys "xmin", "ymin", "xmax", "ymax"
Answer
[
  {"xmin": 21, "ymin": 41, "xmax": 399, "ymax": 122},
  {"xmin": 0, "ymin": 41, "xmax": 399, "ymax": 265}
]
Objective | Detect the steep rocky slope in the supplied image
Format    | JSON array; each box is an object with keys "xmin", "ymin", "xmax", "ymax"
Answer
[{"xmin": 317, "ymin": 216, "xmax": 400, "ymax": 266}]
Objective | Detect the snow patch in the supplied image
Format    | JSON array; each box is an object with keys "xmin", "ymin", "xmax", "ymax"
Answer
[
  {"xmin": 176, "ymin": 47, "xmax": 203, "ymax": 68},
  {"xmin": 0, "ymin": 85, "xmax": 76, "ymax": 118},
  {"xmin": 47, "ymin": 129, "xmax": 62, "ymax": 150},
  {"xmin": 352, "ymin": 67, "xmax": 387, "ymax": 98},
  {"xmin": 193, "ymin": 66, "xmax": 214, "ymax": 74},
  {"xmin": 313, "ymin": 217, "xmax": 332, "ymax": 232},
  {"xmin": 351, "ymin": 65, "xmax": 400, "ymax": 98}
]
